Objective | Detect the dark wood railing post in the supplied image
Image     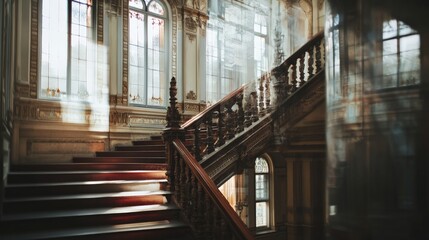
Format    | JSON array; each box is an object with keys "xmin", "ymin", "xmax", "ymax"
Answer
[{"xmin": 163, "ymin": 77, "xmax": 185, "ymax": 192}]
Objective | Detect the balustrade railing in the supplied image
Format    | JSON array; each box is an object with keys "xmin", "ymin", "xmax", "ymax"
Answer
[
  {"xmin": 171, "ymin": 139, "xmax": 253, "ymax": 240},
  {"xmin": 163, "ymin": 31, "xmax": 325, "ymax": 240},
  {"xmin": 272, "ymin": 31, "xmax": 324, "ymax": 105}
]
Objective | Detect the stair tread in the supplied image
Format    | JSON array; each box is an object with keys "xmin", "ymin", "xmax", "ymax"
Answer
[
  {"xmin": 1, "ymin": 220, "xmax": 187, "ymax": 240},
  {"xmin": 5, "ymin": 190, "xmax": 172, "ymax": 202},
  {"xmin": 10, "ymin": 163, "xmax": 167, "ymax": 171},
  {"xmin": 2, "ymin": 204, "xmax": 178, "ymax": 221},
  {"xmin": 6, "ymin": 179, "xmax": 168, "ymax": 187},
  {"xmin": 9, "ymin": 170, "xmax": 165, "ymax": 175}
]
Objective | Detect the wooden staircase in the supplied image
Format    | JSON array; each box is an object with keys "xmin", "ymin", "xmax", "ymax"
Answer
[{"xmin": 0, "ymin": 136, "xmax": 193, "ymax": 240}]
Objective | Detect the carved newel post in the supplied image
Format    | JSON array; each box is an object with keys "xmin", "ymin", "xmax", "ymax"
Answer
[
  {"xmin": 163, "ymin": 77, "xmax": 185, "ymax": 192},
  {"xmin": 166, "ymin": 77, "xmax": 181, "ymax": 128}
]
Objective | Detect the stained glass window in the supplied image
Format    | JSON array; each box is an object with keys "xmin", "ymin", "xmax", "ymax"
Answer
[
  {"xmin": 255, "ymin": 157, "xmax": 269, "ymax": 173},
  {"xmin": 148, "ymin": 1, "xmax": 164, "ymax": 15},
  {"xmin": 128, "ymin": 0, "xmax": 168, "ymax": 106},
  {"xmin": 40, "ymin": 0, "xmax": 95, "ymax": 101}
]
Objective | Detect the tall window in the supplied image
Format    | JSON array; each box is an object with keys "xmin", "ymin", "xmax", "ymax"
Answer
[
  {"xmin": 40, "ymin": 0, "xmax": 96, "ymax": 101},
  {"xmin": 255, "ymin": 156, "xmax": 270, "ymax": 228},
  {"xmin": 327, "ymin": 13, "xmax": 341, "ymax": 99},
  {"xmin": 376, "ymin": 20, "xmax": 420, "ymax": 89},
  {"xmin": 128, "ymin": 0, "xmax": 168, "ymax": 107},
  {"xmin": 206, "ymin": 0, "xmax": 270, "ymax": 104}
]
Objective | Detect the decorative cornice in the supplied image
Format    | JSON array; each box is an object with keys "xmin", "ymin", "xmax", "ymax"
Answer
[
  {"xmin": 14, "ymin": 98, "xmax": 167, "ymax": 128},
  {"xmin": 186, "ymin": 90, "xmax": 197, "ymax": 100},
  {"xmin": 177, "ymin": 102, "xmax": 206, "ymax": 113}
]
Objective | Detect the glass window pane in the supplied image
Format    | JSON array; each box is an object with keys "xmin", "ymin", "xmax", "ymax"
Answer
[
  {"xmin": 129, "ymin": 0, "xmax": 144, "ymax": 9},
  {"xmin": 255, "ymin": 174, "xmax": 268, "ymax": 200},
  {"xmin": 40, "ymin": 0, "xmax": 68, "ymax": 98},
  {"xmin": 148, "ymin": 1, "xmax": 165, "ymax": 15},
  {"xmin": 383, "ymin": 20, "xmax": 397, "ymax": 39},
  {"xmin": 255, "ymin": 157, "xmax": 269, "ymax": 173},
  {"xmin": 256, "ymin": 202, "xmax": 268, "ymax": 227},
  {"xmin": 399, "ymin": 21, "xmax": 417, "ymax": 36},
  {"xmin": 400, "ymin": 35, "xmax": 420, "ymax": 52}
]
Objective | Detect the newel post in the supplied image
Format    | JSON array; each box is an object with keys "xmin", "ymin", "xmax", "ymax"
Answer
[{"xmin": 163, "ymin": 77, "xmax": 185, "ymax": 192}]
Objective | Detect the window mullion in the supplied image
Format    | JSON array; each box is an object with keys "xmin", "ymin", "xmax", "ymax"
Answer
[
  {"xmin": 67, "ymin": 0, "xmax": 72, "ymax": 100},
  {"xmin": 144, "ymin": 12, "xmax": 149, "ymax": 106}
]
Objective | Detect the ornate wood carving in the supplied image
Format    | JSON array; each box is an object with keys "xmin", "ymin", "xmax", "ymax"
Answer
[
  {"xmin": 97, "ymin": 0, "xmax": 104, "ymax": 44},
  {"xmin": 121, "ymin": 0, "xmax": 129, "ymax": 105},
  {"xmin": 29, "ymin": 0, "xmax": 39, "ymax": 99}
]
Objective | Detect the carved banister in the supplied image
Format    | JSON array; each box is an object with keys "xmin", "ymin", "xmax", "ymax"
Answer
[
  {"xmin": 272, "ymin": 31, "xmax": 324, "ymax": 105},
  {"xmin": 172, "ymin": 139, "xmax": 254, "ymax": 240},
  {"xmin": 164, "ymin": 31, "xmax": 325, "ymax": 239},
  {"xmin": 182, "ymin": 86, "xmax": 244, "ymax": 128}
]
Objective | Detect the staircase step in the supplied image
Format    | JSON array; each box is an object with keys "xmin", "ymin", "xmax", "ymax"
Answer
[
  {"xmin": 10, "ymin": 163, "xmax": 166, "ymax": 172},
  {"xmin": 73, "ymin": 157, "xmax": 166, "ymax": 164},
  {"xmin": 5, "ymin": 179, "xmax": 168, "ymax": 198},
  {"xmin": 150, "ymin": 135, "xmax": 163, "ymax": 140},
  {"xmin": 8, "ymin": 170, "xmax": 166, "ymax": 184},
  {"xmin": 0, "ymin": 220, "xmax": 191, "ymax": 240},
  {"xmin": 4, "ymin": 190, "xmax": 171, "ymax": 213},
  {"xmin": 115, "ymin": 145, "xmax": 165, "ymax": 151},
  {"xmin": 96, "ymin": 151, "xmax": 165, "ymax": 158},
  {"xmin": 132, "ymin": 139, "xmax": 164, "ymax": 145},
  {"xmin": 1, "ymin": 204, "xmax": 180, "ymax": 233}
]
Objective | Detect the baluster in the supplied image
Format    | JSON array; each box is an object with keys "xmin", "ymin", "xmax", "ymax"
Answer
[
  {"xmin": 174, "ymin": 152, "xmax": 181, "ymax": 201},
  {"xmin": 190, "ymin": 174, "xmax": 197, "ymax": 226},
  {"xmin": 308, "ymin": 47, "xmax": 315, "ymax": 78},
  {"xmin": 236, "ymin": 93, "xmax": 244, "ymax": 133},
  {"xmin": 320, "ymin": 38, "xmax": 325, "ymax": 67},
  {"xmin": 195, "ymin": 183, "xmax": 205, "ymax": 239},
  {"xmin": 216, "ymin": 105, "xmax": 225, "ymax": 147},
  {"xmin": 258, "ymin": 76, "xmax": 266, "ymax": 117},
  {"xmin": 206, "ymin": 116, "xmax": 215, "ymax": 153},
  {"xmin": 219, "ymin": 218, "xmax": 231, "ymax": 239},
  {"xmin": 283, "ymin": 65, "xmax": 291, "ymax": 97},
  {"xmin": 193, "ymin": 122, "xmax": 202, "ymax": 161},
  {"xmin": 213, "ymin": 208, "xmax": 222, "ymax": 239},
  {"xmin": 299, "ymin": 56, "xmax": 305, "ymax": 87},
  {"xmin": 180, "ymin": 161, "xmax": 188, "ymax": 208},
  {"xmin": 244, "ymin": 93, "xmax": 253, "ymax": 127},
  {"xmin": 225, "ymin": 101, "xmax": 235, "ymax": 140},
  {"xmin": 250, "ymin": 91, "xmax": 259, "ymax": 122},
  {"xmin": 315, "ymin": 39, "xmax": 322, "ymax": 72},
  {"xmin": 265, "ymin": 73, "xmax": 271, "ymax": 113},
  {"xmin": 290, "ymin": 64, "xmax": 298, "ymax": 93},
  {"xmin": 204, "ymin": 194, "xmax": 214, "ymax": 240}
]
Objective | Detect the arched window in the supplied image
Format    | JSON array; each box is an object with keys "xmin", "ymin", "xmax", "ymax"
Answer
[
  {"xmin": 255, "ymin": 156, "xmax": 270, "ymax": 228},
  {"xmin": 128, "ymin": 0, "xmax": 168, "ymax": 107},
  {"xmin": 39, "ymin": 0, "xmax": 96, "ymax": 101}
]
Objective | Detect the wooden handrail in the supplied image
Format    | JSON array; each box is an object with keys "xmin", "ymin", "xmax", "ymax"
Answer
[
  {"xmin": 181, "ymin": 85, "xmax": 245, "ymax": 129},
  {"xmin": 172, "ymin": 139, "xmax": 254, "ymax": 240}
]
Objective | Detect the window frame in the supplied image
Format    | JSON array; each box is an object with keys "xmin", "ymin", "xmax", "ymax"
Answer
[
  {"xmin": 205, "ymin": 1, "xmax": 270, "ymax": 104},
  {"xmin": 254, "ymin": 155, "xmax": 273, "ymax": 230},
  {"xmin": 127, "ymin": 0, "xmax": 169, "ymax": 108},
  {"xmin": 38, "ymin": 0, "xmax": 97, "ymax": 102},
  {"xmin": 376, "ymin": 19, "xmax": 420, "ymax": 89}
]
